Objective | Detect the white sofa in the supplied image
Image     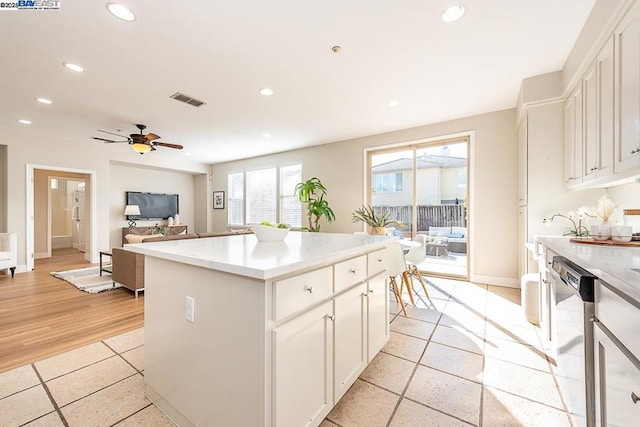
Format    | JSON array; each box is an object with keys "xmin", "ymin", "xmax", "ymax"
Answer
[
  {"xmin": 427, "ymin": 226, "xmax": 467, "ymax": 253},
  {"xmin": 0, "ymin": 233, "xmax": 17, "ymax": 278}
]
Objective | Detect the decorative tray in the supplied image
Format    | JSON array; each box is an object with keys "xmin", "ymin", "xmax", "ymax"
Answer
[{"xmin": 570, "ymin": 238, "xmax": 640, "ymax": 247}]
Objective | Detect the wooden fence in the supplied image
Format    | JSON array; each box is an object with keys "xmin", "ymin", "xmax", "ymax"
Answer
[{"xmin": 373, "ymin": 205, "xmax": 466, "ymax": 233}]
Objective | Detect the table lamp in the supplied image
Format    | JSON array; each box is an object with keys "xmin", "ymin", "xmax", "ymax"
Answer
[{"xmin": 124, "ymin": 205, "xmax": 141, "ymax": 228}]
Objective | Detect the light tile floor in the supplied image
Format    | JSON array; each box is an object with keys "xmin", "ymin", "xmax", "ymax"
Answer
[{"xmin": 0, "ymin": 278, "xmax": 572, "ymax": 427}]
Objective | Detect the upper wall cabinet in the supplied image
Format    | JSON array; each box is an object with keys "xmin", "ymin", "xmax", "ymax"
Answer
[
  {"xmin": 614, "ymin": 0, "xmax": 640, "ymax": 174},
  {"xmin": 564, "ymin": 85, "xmax": 583, "ymax": 188},
  {"xmin": 564, "ymin": 0, "xmax": 640, "ymax": 189}
]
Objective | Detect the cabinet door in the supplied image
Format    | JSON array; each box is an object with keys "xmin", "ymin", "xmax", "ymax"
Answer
[
  {"xmin": 367, "ymin": 272, "xmax": 389, "ymax": 361},
  {"xmin": 564, "ymin": 87, "xmax": 583, "ymax": 187},
  {"xmin": 518, "ymin": 116, "xmax": 528, "ymax": 206},
  {"xmin": 594, "ymin": 322, "xmax": 640, "ymax": 427},
  {"xmin": 614, "ymin": 1, "xmax": 640, "ymax": 174},
  {"xmin": 334, "ymin": 283, "xmax": 367, "ymax": 402},
  {"xmin": 273, "ymin": 301, "xmax": 334, "ymax": 427},
  {"xmin": 583, "ymin": 60, "xmax": 599, "ymax": 181},
  {"xmin": 596, "ymin": 35, "xmax": 615, "ymax": 179}
]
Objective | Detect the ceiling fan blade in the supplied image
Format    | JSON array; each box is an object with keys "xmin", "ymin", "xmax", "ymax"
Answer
[
  {"xmin": 154, "ymin": 142, "xmax": 184, "ymax": 150},
  {"xmin": 97, "ymin": 129, "xmax": 128, "ymax": 138},
  {"xmin": 91, "ymin": 136, "xmax": 127, "ymax": 143},
  {"xmin": 145, "ymin": 133, "xmax": 161, "ymax": 142}
]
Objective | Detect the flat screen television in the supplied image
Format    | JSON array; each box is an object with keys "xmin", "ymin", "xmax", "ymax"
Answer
[{"xmin": 126, "ymin": 192, "xmax": 179, "ymax": 220}]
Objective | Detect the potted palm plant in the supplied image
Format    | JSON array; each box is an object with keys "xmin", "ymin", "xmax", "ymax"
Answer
[
  {"xmin": 294, "ymin": 177, "xmax": 336, "ymax": 232},
  {"xmin": 351, "ymin": 205, "xmax": 399, "ymax": 235}
]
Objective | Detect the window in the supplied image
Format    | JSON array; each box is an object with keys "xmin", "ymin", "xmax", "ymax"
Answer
[
  {"xmin": 279, "ymin": 164, "xmax": 302, "ymax": 227},
  {"xmin": 246, "ymin": 168, "xmax": 277, "ymax": 224},
  {"xmin": 372, "ymin": 172, "xmax": 403, "ymax": 193},
  {"xmin": 227, "ymin": 172, "xmax": 244, "ymax": 225},
  {"xmin": 228, "ymin": 164, "xmax": 302, "ymax": 226}
]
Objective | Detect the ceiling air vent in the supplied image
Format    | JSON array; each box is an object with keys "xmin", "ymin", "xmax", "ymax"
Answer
[{"xmin": 169, "ymin": 92, "xmax": 206, "ymax": 108}]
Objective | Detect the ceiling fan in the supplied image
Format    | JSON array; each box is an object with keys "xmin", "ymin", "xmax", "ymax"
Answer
[{"xmin": 91, "ymin": 124, "xmax": 183, "ymax": 154}]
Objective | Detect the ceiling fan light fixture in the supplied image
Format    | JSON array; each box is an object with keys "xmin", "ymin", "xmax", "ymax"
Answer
[
  {"xmin": 441, "ymin": 4, "xmax": 465, "ymax": 23},
  {"xmin": 106, "ymin": 3, "xmax": 136, "ymax": 21},
  {"xmin": 131, "ymin": 142, "xmax": 152, "ymax": 154}
]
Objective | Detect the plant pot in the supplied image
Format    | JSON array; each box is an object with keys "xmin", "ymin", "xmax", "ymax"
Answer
[{"xmin": 368, "ymin": 226, "xmax": 387, "ymax": 235}]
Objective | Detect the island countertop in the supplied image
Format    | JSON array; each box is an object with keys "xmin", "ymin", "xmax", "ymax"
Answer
[
  {"xmin": 124, "ymin": 231, "xmax": 391, "ymax": 280},
  {"xmin": 535, "ymin": 235, "xmax": 640, "ymax": 302}
]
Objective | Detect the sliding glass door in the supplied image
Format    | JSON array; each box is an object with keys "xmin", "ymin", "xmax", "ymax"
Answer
[{"xmin": 368, "ymin": 139, "xmax": 469, "ymax": 279}]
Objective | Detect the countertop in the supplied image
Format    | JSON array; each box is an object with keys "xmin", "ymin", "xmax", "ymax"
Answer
[
  {"xmin": 124, "ymin": 231, "xmax": 391, "ymax": 280},
  {"xmin": 535, "ymin": 235, "xmax": 640, "ymax": 302}
]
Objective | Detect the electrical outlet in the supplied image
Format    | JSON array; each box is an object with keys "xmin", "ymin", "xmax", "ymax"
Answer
[{"xmin": 186, "ymin": 296, "xmax": 195, "ymax": 323}]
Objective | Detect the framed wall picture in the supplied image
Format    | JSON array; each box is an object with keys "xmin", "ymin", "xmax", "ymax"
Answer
[{"xmin": 213, "ymin": 191, "xmax": 225, "ymax": 209}]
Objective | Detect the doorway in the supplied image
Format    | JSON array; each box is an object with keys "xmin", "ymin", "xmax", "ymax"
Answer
[
  {"xmin": 27, "ymin": 165, "xmax": 97, "ymax": 271},
  {"xmin": 367, "ymin": 137, "xmax": 469, "ymax": 279}
]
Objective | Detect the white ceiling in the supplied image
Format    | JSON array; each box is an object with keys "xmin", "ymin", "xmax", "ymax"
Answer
[{"xmin": 0, "ymin": 0, "xmax": 595, "ymax": 164}]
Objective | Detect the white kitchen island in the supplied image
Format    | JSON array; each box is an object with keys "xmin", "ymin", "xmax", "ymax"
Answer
[{"xmin": 125, "ymin": 231, "xmax": 392, "ymax": 427}]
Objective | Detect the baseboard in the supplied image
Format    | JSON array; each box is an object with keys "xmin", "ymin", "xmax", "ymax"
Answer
[
  {"xmin": 34, "ymin": 252, "xmax": 48, "ymax": 259},
  {"xmin": 469, "ymin": 274, "xmax": 520, "ymax": 288}
]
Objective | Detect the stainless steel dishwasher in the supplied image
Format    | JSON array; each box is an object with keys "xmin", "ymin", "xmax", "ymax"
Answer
[{"xmin": 551, "ymin": 256, "xmax": 596, "ymax": 427}]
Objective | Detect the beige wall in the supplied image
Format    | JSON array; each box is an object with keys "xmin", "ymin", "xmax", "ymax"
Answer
[
  {"xmin": 211, "ymin": 108, "xmax": 518, "ymax": 286},
  {"xmin": 108, "ymin": 163, "xmax": 200, "ymax": 248},
  {"xmin": 0, "ymin": 145, "xmax": 6, "ymax": 232},
  {"xmin": 0, "ymin": 125, "xmax": 209, "ymax": 271}
]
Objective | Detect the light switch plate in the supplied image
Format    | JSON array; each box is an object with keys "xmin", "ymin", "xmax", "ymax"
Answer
[{"xmin": 186, "ymin": 296, "xmax": 195, "ymax": 323}]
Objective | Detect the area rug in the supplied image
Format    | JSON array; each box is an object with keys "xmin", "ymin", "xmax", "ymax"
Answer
[{"xmin": 51, "ymin": 267, "xmax": 122, "ymax": 294}]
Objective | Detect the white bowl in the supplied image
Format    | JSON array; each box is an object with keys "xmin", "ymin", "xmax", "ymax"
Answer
[
  {"xmin": 251, "ymin": 224, "xmax": 290, "ymax": 242},
  {"xmin": 591, "ymin": 224, "xmax": 610, "ymax": 241},
  {"xmin": 611, "ymin": 225, "xmax": 632, "ymax": 242}
]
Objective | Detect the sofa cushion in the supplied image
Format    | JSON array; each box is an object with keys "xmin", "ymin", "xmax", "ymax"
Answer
[
  {"xmin": 125, "ymin": 233, "xmax": 163, "ymax": 244},
  {"xmin": 428, "ymin": 227, "xmax": 451, "ymax": 237},
  {"xmin": 451, "ymin": 226, "xmax": 466, "ymax": 236},
  {"xmin": 142, "ymin": 233, "xmax": 199, "ymax": 243},
  {"xmin": 0, "ymin": 251, "xmax": 10, "ymax": 260},
  {"xmin": 448, "ymin": 233, "xmax": 465, "ymax": 238}
]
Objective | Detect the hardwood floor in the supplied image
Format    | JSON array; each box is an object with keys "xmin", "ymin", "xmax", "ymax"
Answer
[{"xmin": 0, "ymin": 248, "xmax": 144, "ymax": 373}]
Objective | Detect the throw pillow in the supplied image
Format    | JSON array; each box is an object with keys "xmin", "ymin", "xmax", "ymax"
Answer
[{"xmin": 448, "ymin": 233, "xmax": 464, "ymax": 238}]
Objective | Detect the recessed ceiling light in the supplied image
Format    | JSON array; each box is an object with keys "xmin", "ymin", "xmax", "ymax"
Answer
[
  {"xmin": 262, "ymin": 133, "xmax": 271, "ymax": 138},
  {"xmin": 441, "ymin": 4, "xmax": 465, "ymax": 23},
  {"xmin": 106, "ymin": 3, "xmax": 135, "ymax": 21},
  {"xmin": 388, "ymin": 100, "xmax": 400, "ymax": 107},
  {"xmin": 17, "ymin": 119, "xmax": 32, "ymax": 125},
  {"xmin": 259, "ymin": 88, "xmax": 274, "ymax": 96},
  {"xmin": 36, "ymin": 97, "xmax": 52, "ymax": 104},
  {"xmin": 63, "ymin": 62, "xmax": 84, "ymax": 72}
]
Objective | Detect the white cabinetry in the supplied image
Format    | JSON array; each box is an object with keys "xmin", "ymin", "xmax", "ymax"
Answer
[
  {"xmin": 614, "ymin": 0, "xmax": 640, "ymax": 174},
  {"xmin": 274, "ymin": 301, "xmax": 334, "ymax": 427},
  {"xmin": 334, "ymin": 283, "xmax": 367, "ymax": 402},
  {"xmin": 564, "ymin": 85, "xmax": 583, "ymax": 187},
  {"xmin": 563, "ymin": 0, "xmax": 640, "ymax": 187},
  {"xmin": 594, "ymin": 279, "xmax": 640, "ymax": 427},
  {"xmin": 367, "ymin": 272, "xmax": 389, "ymax": 360}
]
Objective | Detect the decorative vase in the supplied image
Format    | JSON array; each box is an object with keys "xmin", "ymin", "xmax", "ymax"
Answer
[
  {"xmin": 168, "ymin": 216, "xmax": 174, "ymax": 226},
  {"xmin": 174, "ymin": 213, "xmax": 180, "ymax": 225},
  {"xmin": 368, "ymin": 226, "xmax": 387, "ymax": 235},
  {"xmin": 591, "ymin": 221, "xmax": 611, "ymax": 241}
]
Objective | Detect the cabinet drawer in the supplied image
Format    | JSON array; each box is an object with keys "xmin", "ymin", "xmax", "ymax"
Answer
[
  {"xmin": 274, "ymin": 267, "xmax": 333, "ymax": 322},
  {"xmin": 595, "ymin": 280, "xmax": 640, "ymax": 359},
  {"xmin": 334, "ymin": 255, "xmax": 367, "ymax": 293},
  {"xmin": 367, "ymin": 249, "xmax": 387, "ymax": 277}
]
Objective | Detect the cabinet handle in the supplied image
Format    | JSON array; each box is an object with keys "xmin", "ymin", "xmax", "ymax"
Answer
[
  {"xmin": 377, "ymin": 258, "xmax": 383, "ymax": 262},
  {"xmin": 632, "ymin": 392, "xmax": 639, "ymax": 404},
  {"xmin": 305, "ymin": 286, "xmax": 314, "ymax": 294},
  {"xmin": 349, "ymin": 268, "xmax": 357, "ymax": 274},
  {"xmin": 630, "ymin": 148, "xmax": 640, "ymax": 155},
  {"xmin": 328, "ymin": 314, "xmax": 335, "ymax": 321},
  {"xmin": 369, "ymin": 289, "xmax": 374, "ymax": 294},
  {"xmin": 542, "ymin": 279, "xmax": 551, "ymax": 285},
  {"xmin": 590, "ymin": 166, "xmax": 598, "ymax": 171}
]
